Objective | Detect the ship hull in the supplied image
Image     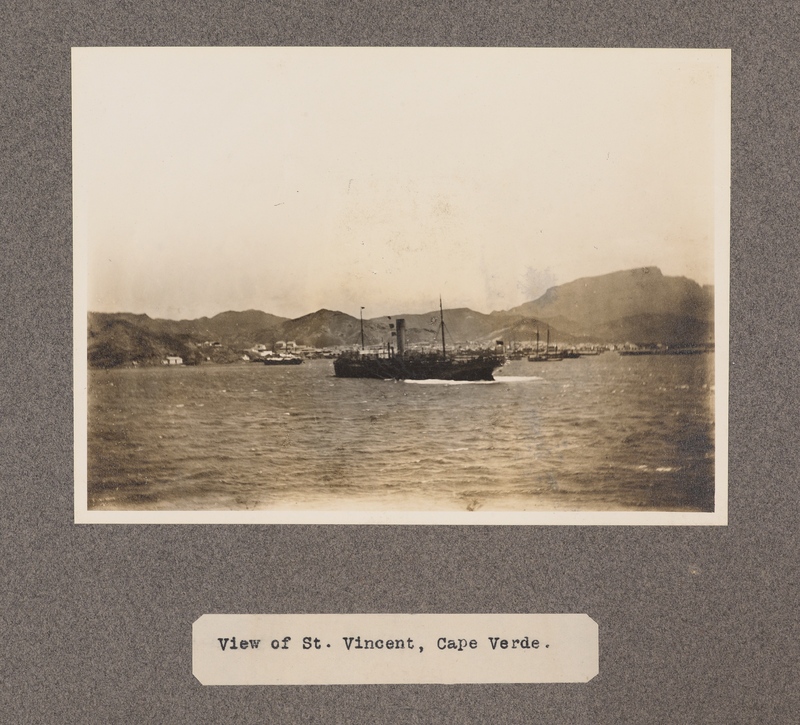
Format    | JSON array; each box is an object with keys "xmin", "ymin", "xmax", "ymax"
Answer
[{"xmin": 334, "ymin": 355, "xmax": 501, "ymax": 381}]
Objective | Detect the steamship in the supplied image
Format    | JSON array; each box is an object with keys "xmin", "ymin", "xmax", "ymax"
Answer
[{"xmin": 333, "ymin": 300, "xmax": 504, "ymax": 381}]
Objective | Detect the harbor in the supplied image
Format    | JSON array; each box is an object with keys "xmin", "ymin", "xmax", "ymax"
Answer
[{"xmin": 87, "ymin": 351, "xmax": 714, "ymax": 513}]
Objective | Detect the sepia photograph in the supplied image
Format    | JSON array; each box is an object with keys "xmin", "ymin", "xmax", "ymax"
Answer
[{"xmin": 73, "ymin": 47, "xmax": 730, "ymax": 524}]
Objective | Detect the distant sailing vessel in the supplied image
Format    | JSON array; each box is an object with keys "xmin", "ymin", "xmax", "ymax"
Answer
[
  {"xmin": 333, "ymin": 300, "xmax": 504, "ymax": 381},
  {"xmin": 528, "ymin": 326, "xmax": 563, "ymax": 361},
  {"xmin": 527, "ymin": 328, "xmax": 547, "ymax": 362}
]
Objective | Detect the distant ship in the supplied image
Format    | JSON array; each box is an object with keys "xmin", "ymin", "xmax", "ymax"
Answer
[
  {"xmin": 333, "ymin": 300, "xmax": 504, "ymax": 381},
  {"xmin": 260, "ymin": 352, "xmax": 303, "ymax": 366},
  {"xmin": 618, "ymin": 346, "xmax": 709, "ymax": 356},
  {"xmin": 527, "ymin": 326, "xmax": 564, "ymax": 361}
]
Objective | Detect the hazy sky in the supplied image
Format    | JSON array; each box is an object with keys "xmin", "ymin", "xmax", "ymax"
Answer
[{"xmin": 73, "ymin": 47, "xmax": 729, "ymax": 320}]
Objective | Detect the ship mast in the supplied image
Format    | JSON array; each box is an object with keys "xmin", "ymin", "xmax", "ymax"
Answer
[
  {"xmin": 440, "ymin": 296, "xmax": 446, "ymax": 357},
  {"xmin": 360, "ymin": 307, "xmax": 365, "ymax": 350}
]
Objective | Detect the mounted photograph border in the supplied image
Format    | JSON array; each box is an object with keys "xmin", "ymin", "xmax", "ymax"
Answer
[{"xmin": 72, "ymin": 47, "xmax": 730, "ymax": 526}]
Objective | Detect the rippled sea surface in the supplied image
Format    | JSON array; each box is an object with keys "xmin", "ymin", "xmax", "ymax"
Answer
[{"xmin": 87, "ymin": 354, "xmax": 715, "ymax": 512}]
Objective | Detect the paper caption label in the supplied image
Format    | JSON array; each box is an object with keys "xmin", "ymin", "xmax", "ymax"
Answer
[{"xmin": 193, "ymin": 613, "xmax": 598, "ymax": 685}]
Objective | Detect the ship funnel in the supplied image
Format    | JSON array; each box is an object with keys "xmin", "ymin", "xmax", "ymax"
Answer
[{"xmin": 396, "ymin": 318, "xmax": 406, "ymax": 357}]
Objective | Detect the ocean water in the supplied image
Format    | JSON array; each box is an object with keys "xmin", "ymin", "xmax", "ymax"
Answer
[{"xmin": 87, "ymin": 354, "xmax": 715, "ymax": 512}]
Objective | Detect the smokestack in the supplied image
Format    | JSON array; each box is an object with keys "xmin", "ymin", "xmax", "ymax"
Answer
[{"xmin": 396, "ymin": 319, "xmax": 406, "ymax": 357}]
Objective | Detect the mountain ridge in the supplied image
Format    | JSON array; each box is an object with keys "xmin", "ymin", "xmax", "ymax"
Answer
[
  {"xmin": 87, "ymin": 267, "xmax": 714, "ymax": 367},
  {"xmin": 505, "ymin": 267, "xmax": 713, "ymax": 337}
]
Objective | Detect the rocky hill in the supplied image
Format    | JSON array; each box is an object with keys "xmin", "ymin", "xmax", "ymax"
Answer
[
  {"xmin": 280, "ymin": 309, "xmax": 367, "ymax": 348},
  {"xmin": 88, "ymin": 315, "xmax": 205, "ymax": 367},
  {"xmin": 505, "ymin": 267, "xmax": 713, "ymax": 339}
]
